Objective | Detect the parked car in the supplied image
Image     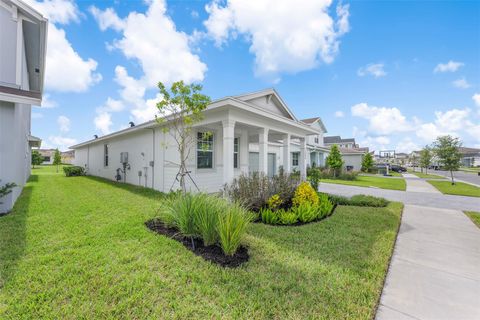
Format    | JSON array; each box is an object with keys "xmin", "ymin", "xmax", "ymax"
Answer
[{"xmin": 389, "ymin": 164, "xmax": 407, "ymax": 173}]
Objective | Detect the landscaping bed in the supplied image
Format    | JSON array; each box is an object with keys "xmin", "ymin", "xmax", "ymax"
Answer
[
  {"xmin": 145, "ymin": 219, "xmax": 249, "ymax": 267},
  {"xmin": 0, "ymin": 166, "xmax": 404, "ymax": 319}
]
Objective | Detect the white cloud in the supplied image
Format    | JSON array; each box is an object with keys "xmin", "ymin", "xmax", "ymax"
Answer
[
  {"xmin": 24, "ymin": 0, "xmax": 102, "ymax": 92},
  {"xmin": 89, "ymin": 6, "xmax": 125, "ymax": 31},
  {"xmin": 90, "ymin": 0, "xmax": 205, "ymax": 128},
  {"xmin": 40, "ymin": 93, "xmax": 57, "ymax": 108},
  {"xmin": 351, "ymin": 103, "xmax": 413, "ymax": 135},
  {"xmin": 48, "ymin": 136, "xmax": 77, "ymax": 150},
  {"xmin": 94, "ymin": 112, "xmax": 113, "ymax": 135},
  {"xmin": 433, "ymin": 109, "xmax": 470, "ymax": 131},
  {"xmin": 395, "ymin": 138, "xmax": 420, "ymax": 154},
  {"xmin": 357, "ymin": 63, "xmax": 387, "ymax": 78},
  {"xmin": 334, "ymin": 110, "xmax": 345, "ymax": 118},
  {"xmin": 452, "ymin": 77, "xmax": 471, "ymax": 89},
  {"xmin": 24, "ymin": 0, "xmax": 79, "ymax": 24},
  {"xmin": 57, "ymin": 115, "xmax": 71, "ymax": 133},
  {"xmin": 473, "ymin": 93, "xmax": 480, "ymax": 107},
  {"xmin": 434, "ymin": 60, "xmax": 464, "ymax": 73},
  {"xmin": 204, "ymin": 0, "xmax": 350, "ymax": 79}
]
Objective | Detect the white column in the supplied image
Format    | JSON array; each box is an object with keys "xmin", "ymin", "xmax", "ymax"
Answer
[
  {"xmin": 239, "ymin": 130, "xmax": 249, "ymax": 174},
  {"xmin": 282, "ymin": 133, "xmax": 291, "ymax": 173},
  {"xmin": 258, "ymin": 128, "xmax": 269, "ymax": 175},
  {"xmin": 222, "ymin": 120, "xmax": 235, "ymax": 184},
  {"xmin": 299, "ymin": 138, "xmax": 307, "ymax": 180}
]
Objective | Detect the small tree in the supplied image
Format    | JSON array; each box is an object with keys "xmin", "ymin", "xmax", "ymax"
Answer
[
  {"xmin": 419, "ymin": 146, "xmax": 433, "ymax": 175},
  {"xmin": 361, "ymin": 152, "xmax": 374, "ymax": 173},
  {"xmin": 410, "ymin": 153, "xmax": 418, "ymax": 172},
  {"xmin": 0, "ymin": 180, "xmax": 16, "ymax": 205},
  {"xmin": 156, "ymin": 81, "xmax": 211, "ymax": 193},
  {"xmin": 326, "ymin": 145, "xmax": 344, "ymax": 177},
  {"xmin": 433, "ymin": 135, "xmax": 461, "ymax": 185},
  {"xmin": 53, "ymin": 148, "xmax": 62, "ymax": 173},
  {"xmin": 31, "ymin": 150, "xmax": 43, "ymax": 168}
]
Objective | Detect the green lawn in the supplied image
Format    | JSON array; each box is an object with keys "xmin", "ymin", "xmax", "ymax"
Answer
[
  {"xmin": 410, "ymin": 171, "xmax": 445, "ymax": 179},
  {"xmin": 321, "ymin": 175, "xmax": 406, "ymax": 191},
  {"xmin": 427, "ymin": 180, "xmax": 480, "ymax": 197},
  {"xmin": 464, "ymin": 212, "xmax": 480, "ymax": 228},
  {"xmin": 460, "ymin": 167, "xmax": 480, "ymax": 173},
  {"xmin": 0, "ymin": 166, "xmax": 402, "ymax": 319}
]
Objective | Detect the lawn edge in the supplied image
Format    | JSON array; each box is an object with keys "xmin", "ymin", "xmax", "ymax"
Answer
[
  {"xmin": 319, "ymin": 181, "xmax": 406, "ymax": 191},
  {"xmin": 426, "ymin": 180, "xmax": 480, "ymax": 198},
  {"xmin": 372, "ymin": 202, "xmax": 405, "ymax": 320},
  {"xmin": 463, "ymin": 211, "xmax": 480, "ymax": 229}
]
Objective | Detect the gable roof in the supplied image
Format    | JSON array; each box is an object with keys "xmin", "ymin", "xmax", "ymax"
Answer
[
  {"xmin": 323, "ymin": 136, "xmax": 356, "ymax": 144},
  {"xmin": 300, "ymin": 117, "xmax": 328, "ymax": 133},
  {"xmin": 233, "ymin": 88, "xmax": 298, "ymax": 121}
]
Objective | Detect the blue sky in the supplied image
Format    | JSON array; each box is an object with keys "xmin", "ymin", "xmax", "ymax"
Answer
[{"xmin": 29, "ymin": 0, "xmax": 480, "ymax": 152}]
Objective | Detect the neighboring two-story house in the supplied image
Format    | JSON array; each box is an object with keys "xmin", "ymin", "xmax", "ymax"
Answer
[{"xmin": 0, "ymin": 0, "xmax": 47, "ymax": 213}]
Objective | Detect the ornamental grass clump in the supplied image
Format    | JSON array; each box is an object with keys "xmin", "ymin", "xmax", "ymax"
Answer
[
  {"xmin": 156, "ymin": 193, "xmax": 252, "ymax": 255},
  {"xmin": 217, "ymin": 203, "xmax": 254, "ymax": 256}
]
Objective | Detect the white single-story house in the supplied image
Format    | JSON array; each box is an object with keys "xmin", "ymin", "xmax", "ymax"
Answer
[
  {"xmin": 71, "ymin": 89, "xmax": 365, "ymax": 193},
  {"xmin": 0, "ymin": 0, "xmax": 47, "ymax": 213}
]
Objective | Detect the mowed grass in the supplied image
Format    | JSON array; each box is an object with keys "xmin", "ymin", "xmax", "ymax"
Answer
[
  {"xmin": 464, "ymin": 212, "xmax": 480, "ymax": 228},
  {"xmin": 409, "ymin": 171, "xmax": 445, "ymax": 179},
  {"xmin": 427, "ymin": 180, "xmax": 480, "ymax": 198},
  {"xmin": 0, "ymin": 166, "xmax": 402, "ymax": 319},
  {"xmin": 321, "ymin": 175, "xmax": 406, "ymax": 191}
]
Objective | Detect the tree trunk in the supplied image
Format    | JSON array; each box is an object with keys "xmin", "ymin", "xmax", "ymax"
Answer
[{"xmin": 450, "ymin": 170, "xmax": 455, "ymax": 185}]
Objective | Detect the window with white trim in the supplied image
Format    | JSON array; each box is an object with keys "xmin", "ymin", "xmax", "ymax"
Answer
[
  {"xmin": 292, "ymin": 152, "xmax": 299, "ymax": 166},
  {"xmin": 104, "ymin": 144, "xmax": 109, "ymax": 167},
  {"xmin": 197, "ymin": 132, "xmax": 213, "ymax": 169},
  {"xmin": 233, "ymin": 137, "xmax": 239, "ymax": 169}
]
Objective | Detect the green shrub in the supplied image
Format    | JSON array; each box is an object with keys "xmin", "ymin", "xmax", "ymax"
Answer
[
  {"xmin": 293, "ymin": 202, "xmax": 318, "ymax": 223},
  {"xmin": 323, "ymin": 193, "xmax": 389, "ymax": 207},
  {"xmin": 292, "ymin": 181, "xmax": 319, "ymax": 207},
  {"xmin": 317, "ymin": 193, "xmax": 334, "ymax": 218},
  {"xmin": 217, "ymin": 203, "xmax": 254, "ymax": 256},
  {"xmin": 337, "ymin": 171, "xmax": 358, "ymax": 181},
  {"xmin": 63, "ymin": 166, "xmax": 85, "ymax": 177},
  {"xmin": 223, "ymin": 170, "xmax": 300, "ymax": 212},
  {"xmin": 350, "ymin": 195, "xmax": 389, "ymax": 207},
  {"xmin": 307, "ymin": 167, "xmax": 322, "ymax": 191},
  {"xmin": 267, "ymin": 194, "xmax": 282, "ymax": 210},
  {"xmin": 279, "ymin": 209, "xmax": 298, "ymax": 225},
  {"xmin": 260, "ymin": 208, "xmax": 279, "ymax": 224}
]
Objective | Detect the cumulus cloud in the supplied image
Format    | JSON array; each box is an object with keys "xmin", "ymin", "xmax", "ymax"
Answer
[
  {"xmin": 395, "ymin": 138, "xmax": 421, "ymax": 154},
  {"xmin": 94, "ymin": 112, "xmax": 113, "ymax": 135},
  {"xmin": 357, "ymin": 63, "xmax": 386, "ymax": 78},
  {"xmin": 334, "ymin": 110, "xmax": 345, "ymax": 118},
  {"xmin": 40, "ymin": 94, "xmax": 57, "ymax": 108},
  {"xmin": 473, "ymin": 93, "xmax": 480, "ymax": 107},
  {"xmin": 24, "ymin": 0, "xmax": 101, "ymax": 92},
  {"xmin": 452, "ymin": 77, "xmax": 471, "ymax": 89},
  {"xmin": 90, "ymin": 0, "xmax": 205, "ymax": 128},
  {"xmin": 48, "ymin": 136, "xmax": 77, "ymax": 150},
  {"xmin": 351, "ymin": 103, "xmax": 413, "ymax": 135},
  {"xmin": 204, "ymin": 0, "xmax": 350, "ymax": 79},
  {"xmin": 433, "ymin": 60, "xmax": 464, "ymax": 73},
  {"xmin": 57, "ymin": 115, "xmax": 71, "ymax": 133}
]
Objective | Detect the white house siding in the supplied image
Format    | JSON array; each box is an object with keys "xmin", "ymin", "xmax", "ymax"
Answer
[
  {"xmin": 0, "ymin": 5, "xmax": 17, "ymax": 86},
  {"xmin": 0, "ymin": 101, "xmax": 32, "ymax": 213},
  {"xmin": 343, "ymin": 154, "xmax": 363, "ymax": 171}
]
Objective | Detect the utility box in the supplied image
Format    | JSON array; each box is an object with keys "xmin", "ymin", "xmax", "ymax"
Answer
[{"xmin": 120, "ymin": 152, "xmax": 128, "ymax": 164}]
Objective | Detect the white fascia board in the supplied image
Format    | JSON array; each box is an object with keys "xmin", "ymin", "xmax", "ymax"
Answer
[{"xmin": 0, "ymin": 92, "xmax": 41, "ymax": 105}]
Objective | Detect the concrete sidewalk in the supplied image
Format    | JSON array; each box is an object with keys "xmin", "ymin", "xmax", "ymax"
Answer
[
  {"xmin": 376, "ymin": 205, "xmax": 480, "ymax": 320},
  {"xmin": 403, "ymin": 173, "xmax": 441, "ymax": 194},
  {"xmin": 318, "ymin": 183, "xmax": 480, "ymax": 211}
]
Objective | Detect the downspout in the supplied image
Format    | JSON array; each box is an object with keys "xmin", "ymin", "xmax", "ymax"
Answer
[{"xmin": 145, "ymin": 128, "xmax": 155, "ymax": 189}]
